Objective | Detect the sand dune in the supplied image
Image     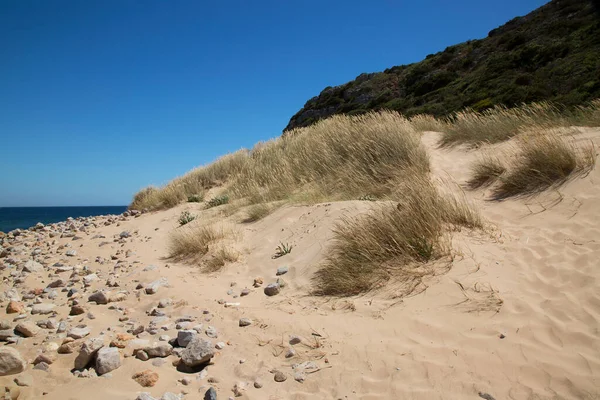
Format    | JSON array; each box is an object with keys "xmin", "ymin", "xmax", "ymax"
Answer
[{"xmin": 1, "ymin": 130, "xmax": 599, "ymax": 400}]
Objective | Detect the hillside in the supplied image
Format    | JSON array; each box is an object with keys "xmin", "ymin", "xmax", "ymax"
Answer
[{"xmin": 284, "ymin": 0, "xmax": 600, "ymax": 132}]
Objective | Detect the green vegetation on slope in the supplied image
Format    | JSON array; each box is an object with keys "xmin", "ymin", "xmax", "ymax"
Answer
[{"xmin": 284, "ymin": 0, "xmax": 600, "ymax": 132}]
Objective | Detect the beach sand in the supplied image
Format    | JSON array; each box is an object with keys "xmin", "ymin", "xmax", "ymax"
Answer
[{"xmin": 1, "ymin": 129, "xmax": 599, "ymax": 400}]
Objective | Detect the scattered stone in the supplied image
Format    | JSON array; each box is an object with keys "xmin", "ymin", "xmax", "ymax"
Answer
[
  {"xmin": 145, "ymin": 278, "xmax": 168, "ymax": 295},
  {"xmin": 276, "ymin": 266, "xmax": 288, "ymax": 276},
  {"xmin": 70, "ymin": 305, "xmax": 86, "ymax": 316},
  {"xmin": 253, "ymin": 277, "xmax": 263, "ymax": 287},
  {"xmin": 289, "ymin": 335, "xmax": 302, "ymax": 345},
  {"xmin": 215, "ymin": 342, "xmax": 225, "ymax": 350},
  {"xmin": 204, "ymin": 387, "xmax": 217, "ymax": 400},
  {"xmin": 95, "ymin": 347, "xmax": 121, "ymax": 375},
  {"xmin": 68, "ymin": 326, "xmax": 91, "ymax": 340},
  {"xmin": 285, "ymin": 347, "xmax": 296, "ymax": 358},
  {"xmin": 253, "ymin": 379, "xmax": 263, "ymax": 388},
  {"xmin": 240, "ymin": 288, "xmax": 250, "ymax": 297},
  {"xmin": 88, "ymin": 291, "xmax": 110, "ymax": 305},
  {"xmin": 264, "ymin": 283, "xmax": 280, "ymax": 296},
  {"xmin": 181, "ymin": 337, "xmax": 214, "ymax": 367},
  {"xmin": 15, "ymin": 322, "xmax": 40, "ymax": 337},
  {"xmin": 136, "ymin": 393, "xmax": 156, "ymax": 400},
  {"xmin": 34, "ymin": 353, "xmax": 57, "ymax": 365},
  {"xmin": 132, "ymin": 370, "xmax": 159, "ymax": 387},
  {"xmin": 158, "ymin": 298, "xmax": 172, "ymax": 308},
  {"xmin": 6, "ymin": 301, "xmax": 24, "ymax": 314},
  {"xmin": 294, "ymin": 371, "xmax": 306, "ymax": 383},
  {"xmin": 177, "ymin": 330, "xmax": 197, "ymax": 347},
  {"xmin": 74, "ymin": 336, "xmax": 104, "ymax": 369},
  {"xmin": 274, "ymin": 370, "xmax": 287, "ymax": 382},
  {"xmin": 136, "ymin": 350, "xmax": 150, "ymax": 361},
  {"xmin": 238, "ymin": 318, "xmax": 252, "ymax": 327},
  {"xmin": 0, "ymin": 347, "xmax": 26, "ymax": 376},
  {"xmin": 144, "ymin": 343, "xmax": 172, "ymax": 358},
  {"xmin": 205, "ymin": 326, "xmax": 218, "ymax": 338},
  {"xmin": 66, "ymin": 250, "xmax": 77, "ymax": 257},
  {"xmin": 160, "ymin": 393, "xmax": 182, "ymax": 400},
  {"xmin": 31, "ymin": 303, "xmax": 55, "ymax": 315},
  {"xmin": 33, "ymin": 362, "xmax": 50, "ymax": 371}
]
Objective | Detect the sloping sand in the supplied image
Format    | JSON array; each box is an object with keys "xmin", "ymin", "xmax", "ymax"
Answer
[{"xmin": 1, "ymin": 130, "xmax": 599, "ymax": 400}]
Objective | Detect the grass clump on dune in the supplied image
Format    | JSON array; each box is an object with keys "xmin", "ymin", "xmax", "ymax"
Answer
[
  {"xmin": 204, "ymin": 246, "xmax": 239, "ymax": 272},
  {"xmin": 467, "ymin": 155, "xmax": 507, "ymax": 189},
  {"xmin": 312, "ymin": 176, "xmax": 482, "ymax": 297},
  {"xmin": 491, "ymin": 132, "xmax": 596, "ymax": 199},
  {"xmin": 168, "ymin": 224, "xmax": 226, "ymax": 260},
  {"xmin": 439, "ymin": 100, "xmax": 600, "ymax": 147},
  {"xmin": 242, "ymin": 203, "xmax": 272, "ymax": 223}
]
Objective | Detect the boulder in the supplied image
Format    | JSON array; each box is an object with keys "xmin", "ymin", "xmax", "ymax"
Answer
[
  {"xmin": 95, "ymin": 347, "xmax": 121, "ymax": 375},
  {"xmin": 0, "ymin": 348, "xmax": 26, "ymax": 376},
  {"xmin": 74, "ymin": 336, "xmax": 104, "ymax": 369},
  {"xmin": 181, "ymin": 336, "xmax": 214, "ymax": 367}
]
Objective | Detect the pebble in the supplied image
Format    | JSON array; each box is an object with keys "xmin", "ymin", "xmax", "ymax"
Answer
[
  {"xmin": 204, "ymin": 387, "xmax": 217, "ymax": 400},
  {"xmin": 264, "ymin": 283, "xmax": 280, "ymax": 296},
  {"xmin": 276, "ymin": 266, "xmax": 288, "ymax": 275},
  {"xmin": 273, "ymin": 370, "xmax": 287, "ymax": 382},
  {"xmin": 238, "ymin": 318, "xmax": 252, "ymax": 327}
]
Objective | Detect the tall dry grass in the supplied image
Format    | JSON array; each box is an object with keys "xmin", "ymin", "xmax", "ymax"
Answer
[
  {"xmin": 439, "ymin": 100, "xmax": 600, "ymax": 147},
  {"xmin": 491, "ymin": 132, "xmax": 596, "ymax": 199},
  {"xmin": 312, "ymin": 175, "xmax": 482, "ymax": 297},
  {"xmin": 168, "ymin": 224, "xmax": 227, "ymax": 260}
]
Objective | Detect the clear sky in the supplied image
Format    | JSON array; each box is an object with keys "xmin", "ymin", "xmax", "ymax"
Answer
[{"xmin": 0, "ymin": 0, "xmax": 548, "ymax": 206}]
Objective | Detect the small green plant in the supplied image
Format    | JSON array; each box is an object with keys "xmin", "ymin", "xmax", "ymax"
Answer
[
  {"xmin": 205, "ymin": 194, "xmax": 230, "ymax": 209},
  {"xmin": 358, "ymin": 195, "xmax": 377, "ymax": 201},
  {"xmin": 272, "ymin": 242, "xmax": 293, "ymax": 259},
  {"xmin": 187, "ymin": 194, "xmax": 204, "ymax": 203},
  {"xmin": 178, "ymin": 211, "xmax": 196, "ymax": 226}
]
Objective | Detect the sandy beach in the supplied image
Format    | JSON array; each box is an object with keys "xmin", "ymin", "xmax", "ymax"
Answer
[{"xmin": 0, "ymin": 130, "xmax": 598, "ymax": 400}]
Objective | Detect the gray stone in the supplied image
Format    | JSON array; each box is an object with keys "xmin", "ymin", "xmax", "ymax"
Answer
[
  {"xmin": 135, "ymin": 393, "xmax": 156, "ymax": 400},
  {"xmin": 276, "ymin": 266, "xmax": 288, "ymax": 276},
  {"xmin": 119, "ymin": 231, "xmax": 130, "ymax": 238},
  {"xmin": 0, "ymin": 347, "xmax": 26, "ymax": 376},
  {"xmin": 204, "ymin": 387, "xmax": 217, "ymax": 400},
  {"xmin": 160, "ymin": 393, "xmax": 182, "ymax": 400},
  {"xmin": 289, "ymin": 335, "xmax": 302, "ymax": 345},
  {"xmin": 264, "ymin": 283, "xmax": 280, "ymax": 296},
  {"xmin": 95, "ymin": 347, "xmax": 121, "ymax": 375},
  {"xmin": 33, "ymin": 361, "xmax": 50, "ymax": 371},
  {"xmin": 23, "ymin": 260, "xmax": 42, "ymax": 273},
  {"xmin": 31, "ymin": 303, "xmax": 55, "ymax": 315},
  {"xmin": 66, "ymin": 250, "xmax": 77, "ymax": 257},
  {"xmin": 177, "ymin": 330, "xmax": 197, "ymax": 347},
  {"xmin": 74, "ymin": 337, "xmax": 104, "ymax": 369},
  {"xmin": 205, "ymin": 326, "xmax": 218, "ymax": 338},
  {"xmin": 144, "ymin": 343, "xmax": 172, "ymax": 358},
  {"xmin": 238, "ymin": 318, "xmax": 252, "ymax": 327},
  {"xmin": 181, "ymin": 336, "xmax": 214, "ymax": 367},
  {"xmin": 274, "ymin": 370, "xmax": 287, "ymax": 382},
  {"xmin": 68, "ymin": 326, "xmax": 91, "ymax": 339},
  {"xmin": 145, "ymin": 277, "xmax": 168, "ymax": 295},
  {"xmin": 88, "ymin": 291, "xmax": 110, "ymax": 305}
]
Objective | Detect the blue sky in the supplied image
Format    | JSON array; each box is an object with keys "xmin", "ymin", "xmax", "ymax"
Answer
[{"xmin": 0, "ymin": 0, "xmax": 548, "ymax": 206}]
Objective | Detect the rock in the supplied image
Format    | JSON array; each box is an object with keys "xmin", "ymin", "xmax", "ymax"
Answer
[
  {"xmin": 46, "ymin": 279, "xmax": 65, "ymax": 288},
  {"xmin": 34, "ymin": 353, "xmax": 57, "ymax": 365},
  {"xmin": 274, "ymin": 370, "xmax": 287, "ymax": 382},
  {"xmin": 276, "ymin": 266, "xmax": 288, "ymax": 276},
  {"xmin": 132, "ymin": 370, "xmax": 159, "ymax": 387},
  {"xmin": 68, "ymin": 326, "xmax": 91, "ymax": 340},
  {"xmin": 160, "ymin": 393, "xmax": 181, "ymax": 400},
  {"xmin": 181, "ymin": 336, "xmax": 214, "ymax": 367},
  {"xmin": 88, "ymin": 291, "xmax": 110, "ymax": 305},
  {"xmin": 289, "ymin": 335, "xmax": 302, "ymax": 345},
  {"xmin": 240, "ymin": 288, "xmax": 250, "ymax": 297},
  {"xmin": 285, "ymin": 347, "xmax": 296, "ymax": 358},
  {"xmin": 264, "ymin": 283, "xmax": 280, "ymax": 296},
  {"xmin": 109, "ymin": 292, "xmax": 127, "ymax": 302},
  {"xmin": 276, "ymin": 277, "xmax": 287, "ymax": 288},
  {"xmin": 204, "ymin": 387, "xmax": 217, "ymax": 400},
  {"xmin": 0, "ymin": 348, "xmax": 26, "ymax": 376},
  {"xmin": 144, "ymin": 343, "xmax": 172, "ymax": 358},
  {"xmin": 145, "ymin": 278, "xmax": 168, "ymax": 295},
  {"xmin": 6, "ymin": 301, "xmax": 24, "ymax": 314},
  {"xmin": 95, "ymin": 347, "xmax": 121, "ymax": 375},
  {"xmin": 253, "ymin": 277, "xmax": 263, "ymax": 287},
  {"xmin": 0, "ymin": 330, "xmax": 14, "ymax": 341},
  {"xmin": 15, "ymin": 322, "xmax": 40, "ymax": 337},
  {"xmin": 238, "ymin": 318, "xmax": 252, "ymax": 327},
  {"xmin": 70, "ymin": 305, "xmax": 86, "ymax": 315},
  {"xmin": 253, "ymin": 379, "xmax": 263, "ymax": 388},
  {"xmin": 58, "ymin": 339, "xmax": 81, "ymax": 354},
  {"xmin": 215, "ymin": 342, "xmax": 225, "ymax": 350},
  {"xmin": 158, "ymin": 298, "xmax": 172, "ymax": 308},
  {"xmin": 136, "ymin": 393, "xmax": 156, "ymax": 400},
  {"xmin": 0, "ymin": 321, "xmax": 11, "ymax": 330},
  {"xmin": 14, "ymin": 374, "xmax": 33, "ymax": 387},
  {"xmin": 31, "ymin": 303, "xmax": 55, "ymax": 315},
  {"xmin": 74, "ymin": 336, "xmax": 104, "ymax": 369},
  {"xmin": 66, "ymin": 250, "xmax": 77, "ymax": 257},
  {"xmin": 23, "ymin": 260, "xmax": 42, "ymax": 273},
  {"xmin": 119, "ymin": 231, "xmax": 130, "ymax": 238},
  {"xmin": 110, "ymin": 332, "xmax": 134, "ymax": 348},
  {"xmin": 33, "ymin": 362, "xmax": 50, "ymax": 371},
  {"xmin": 293, "ymin": 371, "xmax": 306, "ymax": 383},
  {"xmin": 177, "ymin": 330, "xmax": 196, "ymax": 347},
  {"xmin": 205, "ymin": 326, "xmax": 218, "ymax": 338},
  {"xmin": 136, "ymin": 350, "xmax": 149, "ymax": 361}
]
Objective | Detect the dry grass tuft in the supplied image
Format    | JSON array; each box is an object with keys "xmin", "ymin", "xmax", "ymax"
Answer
[
  {"xmin": 203, "ymin": 246, "xmax": 239, "ymax": 272},
  {"xmin": 168, "ymin": 224, "xmax": 226, "ymax": 260},
  {"xmin": 492, "ymin": 132, "xmax": 596, "ymax": 199},
  {"xmin": 312, "ymin": 176, "xmax": 481, "ymax": 297},
  {"xmin": 467, "ymin": 154, "xmax": 507, "ymax": 189},
  {"xmin": 439, "ymin": 100, "xmax": 600, "ymax": 147},
  {"xmin": 242, "ymin": 203, "xmax": 272, "ymax": 223},
  {"xmin": 409, "ymin": 114, "xmax": 448, "ymax": 133}
]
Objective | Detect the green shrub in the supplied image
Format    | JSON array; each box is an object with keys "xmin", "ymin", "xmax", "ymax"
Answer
[
  {"xmin": 187, "ymin": 194, "xmax": 204, "ymax": 203},
  {"xmin": 178, "ymin": 211, "xmax": 196, "ymax": 226},
  {"xmin": 205, "ymin": 195, "xmax": 230, "ymax": 209}
]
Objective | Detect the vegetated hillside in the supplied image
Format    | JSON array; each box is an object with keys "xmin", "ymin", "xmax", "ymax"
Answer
[{"xmin": 284, "ymin": 0, "xmax": 600, "ymax": 132}]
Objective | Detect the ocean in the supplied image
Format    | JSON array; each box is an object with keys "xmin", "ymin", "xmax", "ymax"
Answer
[{"xmin": 0, "ymin": 206, "xmax": 128, "ymax": 233}]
